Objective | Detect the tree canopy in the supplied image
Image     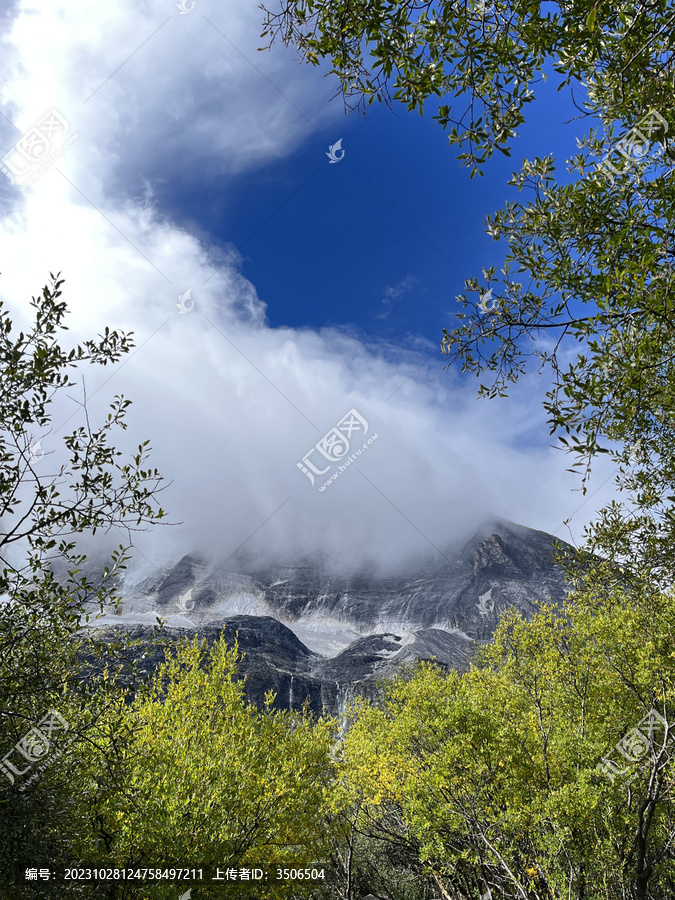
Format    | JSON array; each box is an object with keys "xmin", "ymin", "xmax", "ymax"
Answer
[
  {"xmin": 0, "ymin": 276, "xmax": 169, "ymax": 892},
  {"xmin": 72, "ymin": 637, "xmax": 337, "ymax": 899},
  {"xmin": 337, "ymin": 578, "xmax": 675, "ymax": 898}
]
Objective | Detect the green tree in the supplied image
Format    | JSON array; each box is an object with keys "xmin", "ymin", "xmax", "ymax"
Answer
[
  {"xmin": 260, "ymin": 0, "xmax": 674, "ymax": 172},
  {"xmin": 338, "ymin": 577, "xmax": 675, "ymax": 899},
  {"xmin": 75, "ymin": 636, "xmax": 337, "ymax": 899},
  {"xmin": 0, "ymin": 274, "xmax": 168, "ymax": 891}
]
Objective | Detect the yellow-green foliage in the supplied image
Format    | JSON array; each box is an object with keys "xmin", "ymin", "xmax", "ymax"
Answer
[
  {"xmin": 337, "ymin": 582, "xmax": 675, "ymax": 899},
  {"xmin": 85, "ymin": 635, "xmax": 337, "ymax": 899}
]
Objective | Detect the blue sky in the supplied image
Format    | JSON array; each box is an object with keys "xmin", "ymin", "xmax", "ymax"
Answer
[
  {"xmin": 0, "ymin": 0, "xmax": 621, "ymax": 576},
  {"xmin": 159, "ymin": 55, "xmax": 582, "ymax": 348}
]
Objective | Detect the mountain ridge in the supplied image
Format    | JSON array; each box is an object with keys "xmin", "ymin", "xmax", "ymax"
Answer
[{"xmin": 87, "ymin": 516, "xmax": 572, "ymax": 713}]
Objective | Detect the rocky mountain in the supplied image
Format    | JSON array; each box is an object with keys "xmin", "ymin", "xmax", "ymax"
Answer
[{"xmin": 88, "ymin": 516, "xmax": 572, "ymax": 715}]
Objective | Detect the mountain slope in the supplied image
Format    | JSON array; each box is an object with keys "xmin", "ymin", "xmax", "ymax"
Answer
[{"xmin": 88, "ymin": 517, "xmax": 572, "ymax": 713}]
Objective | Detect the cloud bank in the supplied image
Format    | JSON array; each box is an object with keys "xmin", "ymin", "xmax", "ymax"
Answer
[{"xmin": 0, "ymin": 0, "xmax": 621, "ymax": 579}]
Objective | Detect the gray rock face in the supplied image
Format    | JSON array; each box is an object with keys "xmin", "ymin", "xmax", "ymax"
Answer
[{"xmin": 91, "ymin": 517, "xmax": 571, "ymax": 715}]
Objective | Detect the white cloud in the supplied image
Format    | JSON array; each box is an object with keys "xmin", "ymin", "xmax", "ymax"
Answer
[{"xmin": 0, "ymin": 0, "xmax": 622, "ymax": 579}]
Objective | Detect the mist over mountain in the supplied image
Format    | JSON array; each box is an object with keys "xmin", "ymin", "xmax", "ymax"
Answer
[{"xmin": 88, "ymin": 516, "xmax": 572, "ymax": 715}]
